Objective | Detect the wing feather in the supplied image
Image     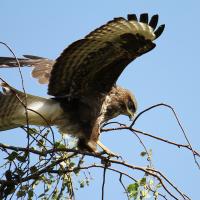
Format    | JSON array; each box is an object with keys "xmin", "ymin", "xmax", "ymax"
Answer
[
  {"xmin": 0, "ymin": 13, "xmax": 164, "ymax": 99},
  {"xmin": 48, "ymin": 13, "xmax": 164, "ymax": 98}
]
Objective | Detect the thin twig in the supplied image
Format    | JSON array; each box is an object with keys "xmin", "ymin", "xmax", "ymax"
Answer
[
  {"xmin": 131, "ymin": 130, "xmax": 153, "ymax": 167},
  {"xmin": 102, "ymin": 121, "xmax": 126, "ymax": 128},
  {"xmin": 49, "ymin": 164, "xmax": 168, "ymax": 200},
  {"xmin": 0, "ymin": 145, "xmax": 190, "ymax": 200},
  {"xmin": 109, "ymin": 159, "xmax": 190, "ymax": 200},
  {"xmin": 101, "ymin": 166, "xmax": 107, "ymax": 200},
  {"xmin": 132, "ymin": 128, "xmax": 200, "ymax": 157},
  {"xmin": 119, "ymin": 173, "xmax": 130, "ymax": 200},
  {"xmin": 0, "ymin": 42, "xmax": 194, "ymax": 199},
  {"xmin": 0, "ymin": 41, "xmax": 32, "ymax": 182},
  {"xmin": 101, "ymin": 126, "xmax": 200, "ymax": 157},
  {"xmin": 130, "ymin": 103, "xmax": 200, "ymax": 169}
]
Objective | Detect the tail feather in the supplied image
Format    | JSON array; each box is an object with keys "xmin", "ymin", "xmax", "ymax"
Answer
[
  {"xmin": 0, "ymin": 55, "xmax": 54, "ymax": 84},
  {"xmin": 0, "ymin": 55, "xmax": 54, "ymax": 68},
  {"xmin": 0, "ymin": 82, "xmax": 62, "ymax": 131}
]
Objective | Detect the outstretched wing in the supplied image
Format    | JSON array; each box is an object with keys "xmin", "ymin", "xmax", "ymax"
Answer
[
  {"xmin": 0, "ymin": 55, "xmax": 54, "ymax": 84},
  {"xmin": 48, "ymin": 13, "xmax": 164, "ymax": 97}
]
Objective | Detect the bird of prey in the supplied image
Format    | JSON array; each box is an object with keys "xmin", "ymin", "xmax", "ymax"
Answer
[{"xmin": 0, "ymin": 13, "xmax": 164, "ymax": 155}]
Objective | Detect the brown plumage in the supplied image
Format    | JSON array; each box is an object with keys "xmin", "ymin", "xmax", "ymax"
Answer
[{"xmin": 0, "ymin": 13, "xmax": 164, "ymax": 154}]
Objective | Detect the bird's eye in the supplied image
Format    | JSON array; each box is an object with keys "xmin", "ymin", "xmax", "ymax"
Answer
[{"xmin": 127, "ymin": 101, "xmax": 136, "ymax": 112}]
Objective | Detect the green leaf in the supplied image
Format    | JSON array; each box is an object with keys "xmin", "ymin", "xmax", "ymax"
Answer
[
  {"xmin": 139, "ymin": 177, "xmax": 146, "ymax": 186},
  {"xmin": 30, "ymin": 147, "xmax": 36, "ymax": 151},
  {"xmin": 52, "ymin": 188, "xmax": 59, "ymax": 199},
  {"xmin": 141, "ymin": 189, "xmax": 148, "ymax": 197},
  {"xmin": 127, "ymin": 183, "xmax": 139, "ymax": 198},
  {"xmin": 69, "ymin": 162, "xmax": 76, "ymax": 168},
  {"xmin": 20, "ymin": 185, "xmax": 29, "ymax": 191},
  {"xmin": 73, "ymin": 168, "xmax": 80, "ymax": 175},
  {"xmin": 17, "ymin": 155, "xmax": 26, "ymax": 162},
  {"xmin": 140, "ymin": 151, "xmax": 147, "ymax": 157},
  {"xmin": 148, "ymin": 149, "xmax": 153, "ymax": 159},
  {"xmin": 32, "ymin": 180, "xmax": 40, "ymax": 188},
  {"xmin": 6, "ymin": 151, "xmax": 18, "ymax": 161},
  {"xmin": 37, "ymin": 139, "xmax": 45, "ymax": 147},
  {"xmin": 86, "ymin": 179, "xmax": 90, "ymax": 186},
  {"xmin": 149, "ymin": 179, "xmax": 154, "ymax": 185},
  {"xmin": 80, "ymin": 180, "xmax": 85, "ymax": 188},
  {"xmin": 28, "ymin": 190, "xmax": 34, "ymax": 199},
  {"xmin": 54, "ymin": 142, "xmax": 66, "ymax": 148},
  {"xmin": 154, "ymin": 191, "xmax": 159, "ymax": 198},
  {"xmin": 27, "ymin": 128, "xmax": 38, "ymax": 135},
  {"xmin": 127, "ymin": 183, "xmax": 139, "ymax": 192},
  {"xmin": 30, "ymin": 166, "xmax": 38, "ymax": 174},
  {"xmin": 16, "ymin": 169, "xmax": 24, "ymax": 176},
  {"xmin": 17, "ymin": 190, "xmax": 26, "ymax": 198},
  {"xmin": 156, "ymin": 183, "xmax": 162, "ymax": 189}
]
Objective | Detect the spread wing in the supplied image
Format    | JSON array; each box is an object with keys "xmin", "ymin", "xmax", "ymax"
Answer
[
  {"xmin": 48, "ymin": 13, "xmax": 165, "ymax": 97},
  {"xmin": 0, "ymin": 13, "xmax": 165, "ymax": 98},
  {"xmin": 0, "ymin": 55, "xmax": 54, "ymax": 84}
]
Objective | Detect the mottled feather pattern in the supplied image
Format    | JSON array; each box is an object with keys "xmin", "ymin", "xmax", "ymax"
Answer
[
  {"xmin": 85, "ymin": 13, "xmax": 163, "ymax": 41},
  {"xmin": 0, "ymin": 13, "xmax": 164, "ymax": 99},
  {"xmin": 0, "ymin": 13, "xmax": 164, "ymax": 152},
  {"xmin": 48, "ymin": 13, "xmax": 164, "ymax": 98},
  {"xmin": 0, "ymin": 84, "xmax": 28, "ymax": 130},
  {"xmin": 0, "ymin": 83, "xmax": 64, "ymax": 130},
  {"xmin": 48, "ymin": 39, "xmax": 123, "ymax": 96},
  {"xmin": 0, "ymin": 91, "xmax": 22, "ymax": 130}
]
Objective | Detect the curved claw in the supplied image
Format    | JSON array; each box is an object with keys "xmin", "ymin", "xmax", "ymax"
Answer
[{"xmin": 97, "ymin": 140, "xmax": 119, "ymax": 158}]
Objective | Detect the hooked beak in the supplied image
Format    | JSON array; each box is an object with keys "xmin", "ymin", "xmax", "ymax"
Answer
[{"xmin": 128, "ymin": 113, "xmax": 135, "ymax": 121}]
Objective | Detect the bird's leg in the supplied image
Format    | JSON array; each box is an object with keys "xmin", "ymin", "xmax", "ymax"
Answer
[{"xmin": 97, "ymin": 140, "xmax": 118, "ymax": 157}]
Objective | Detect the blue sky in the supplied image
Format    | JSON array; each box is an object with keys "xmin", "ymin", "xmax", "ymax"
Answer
[{"xmin": 0, "ymin": 1, "xmax": 200, "ymax": 199}]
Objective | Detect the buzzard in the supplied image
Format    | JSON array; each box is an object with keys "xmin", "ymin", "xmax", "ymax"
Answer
[{"xmin": 0, "ymin": 13, "xmax": 164, "ymax": 155}]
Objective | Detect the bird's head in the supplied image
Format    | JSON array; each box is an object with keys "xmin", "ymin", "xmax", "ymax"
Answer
[
  {"xmin": 122, "ymin": 90, "xmax": 137, "ymax": 121},
  {"xmin": 106, "ymin": 86, "xmax": 137, "ymax": 121}
]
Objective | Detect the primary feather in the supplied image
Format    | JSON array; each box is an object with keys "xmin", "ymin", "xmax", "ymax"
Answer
[{"xmin": 0, "ymin": 13, "xmax": 164, "ymax": 153}]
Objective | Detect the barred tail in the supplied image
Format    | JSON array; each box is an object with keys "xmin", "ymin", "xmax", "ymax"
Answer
[
  {"xmin": 0, "ymin": 90, "xmax": 24, "ymax": 130},
  {"xmin": 0, "ymin": 82, "xmax": 61, "ymax": 131},
  {"xmin": 0, "ymin": 55, "xmax": 54, "ymax": 84},
  {"xmin": 0, "ymin": 55, "xmax": 50, "ymax": 68}
]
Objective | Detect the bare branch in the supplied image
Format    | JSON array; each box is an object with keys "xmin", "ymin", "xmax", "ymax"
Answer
[
  {"xmin": 130, "ymin": 103, "xmax": 200, "ymax": 169},
  {"xmin": 101, "ymin": 166, "xmax": 106, "ymax": 200},
  {"xmin": 0, "ymin": 143, "xmax": 191, "ymax": 200},
  {"xmin": 119, "ymin": 173, "xmax": 130, "ymax": 200},
  {"xmin": 0, "ymin": 42, "xmax": 195, "ymax": 200},
  {"xmin": 101, "ymin": 126, "xmax": 200, "ymax": 158}
]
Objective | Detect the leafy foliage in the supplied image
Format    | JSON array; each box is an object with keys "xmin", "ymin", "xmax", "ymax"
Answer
[
  {"xmin": 0, "ymin": 127, "xmax": 92, "ymax": 199},
  {"xmin": 127, "ymin": 177, "xmax": 162, "ymax": 200},
  {"xmin": 0, "ymin": 121, "xmax": 197, "ymax": 200}
]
